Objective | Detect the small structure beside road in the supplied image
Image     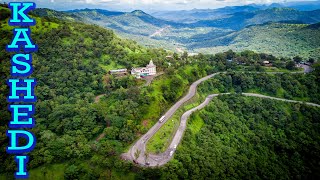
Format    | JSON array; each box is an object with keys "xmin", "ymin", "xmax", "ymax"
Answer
[
  {"xmin": 109, "ymin": 69, "xmax": 128, "ymax": 76},
  {"xmin": 263, "ymin": 61, "xmax": 272, "ymax": 67},
  {"xmin": 131, "ymin": 60, "xmax": 157, "ymax": 79}
]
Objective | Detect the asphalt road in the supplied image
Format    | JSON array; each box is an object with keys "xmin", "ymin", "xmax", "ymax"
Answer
[
  {"xmin": 123, "ymin": 70, "xmax": 319, "ymax": 167},
  {"xmin": 124, "ymin": 72, "xmax": 222, "ymax": 166},
  {"xmin": 298, "ymin": 64, "xmax": 313, "ymax": 73}
]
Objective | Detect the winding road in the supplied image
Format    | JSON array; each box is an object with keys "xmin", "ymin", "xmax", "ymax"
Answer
[
  {"xmin": 123, "ymin": 70, "xmax": 319, "ymax": 167},
  {"xmin": 122, "ymin": 73, "xmax": 221, "ymax": 165}
]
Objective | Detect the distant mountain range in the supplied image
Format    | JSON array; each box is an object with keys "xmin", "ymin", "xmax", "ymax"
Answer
[
  {"xmin": 152, "ymin": 1, "xmax": 320, "ymax": 22},
  {"xmin": 193, "ymin": 8, "xmax": 320, "ymax": 30},
  {"xmin": 151, "ymin": 5, "xmax": 260, "ymax": 23},
  {"xmin": 33, "ymin": 4, "xmax": 320, "ymax": 59},
  {"xmin": 65, "ymin": 9, "xmax": 184, "ymax": 37}
]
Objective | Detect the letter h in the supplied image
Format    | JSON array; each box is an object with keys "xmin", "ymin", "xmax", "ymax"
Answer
[{"xmin": 7, "ymin": 79, "xmax": 37, "ymax": 102}]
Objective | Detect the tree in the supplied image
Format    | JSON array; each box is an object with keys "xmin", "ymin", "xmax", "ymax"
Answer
[
  {"xmin": 173, "ymin": 52, "xmax": 179, "ymax": 60},
  {"xmin": 181, "ymin": 51, "xmax": 188, "ymax": 61},
  {"xmin": 293, "ymin": 56, "xmax": 303, "ymax": 64},
  {"xmin": 308, "ymin": 58, "xmax": 315, "ymax": 64},
  {"xmin": 286, "ymin": 61, "xmax": 296, "ymax": 70},
  {"xmin": 134, "ymin": 149, "xmax": 141, "ymax": 160},
  {"xmin": 144, "ymin": 152, "xmax": 149, "ymax": 164},
  {"xmin": 64, "ymin": 165, "xmax": 80, "ymax": 180},
  {"xmin": 312, "ymin": 62, "xmax": 320, "ymax": 78},
  {"xmin": 225, "ymin": 49, "xmax": 236, "ymax": 59}
]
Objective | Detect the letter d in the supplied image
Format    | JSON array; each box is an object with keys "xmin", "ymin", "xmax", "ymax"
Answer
[{"xmin": 6, "ymin": 130, "xmax": 36, "ymax": 154}]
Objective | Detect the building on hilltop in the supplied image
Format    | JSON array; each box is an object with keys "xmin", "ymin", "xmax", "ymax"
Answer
[{"xmin": 131, "ymin": 60, "xmax": 156, "ymax": 79}]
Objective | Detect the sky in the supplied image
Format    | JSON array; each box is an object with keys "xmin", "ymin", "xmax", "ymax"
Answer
[{"xmin": 0, "ymin": 0, "xmax": 318, "ymax": 12}]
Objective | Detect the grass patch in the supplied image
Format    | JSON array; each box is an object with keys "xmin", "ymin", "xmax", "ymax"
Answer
[
  {"xmin": 146, "ymin": 115, "xmax": 180, "ymax": 153},
  {"xmin": 146, "ymin": 93, "xmax": 207, "ymax": 153},
  {"xmin": 1, "ymin": 16, "xmax": 59, "ymax": 33},
  {"xmin": 99, "ymin": 61, "xmax": 126, "ymax": 72},
  {"xmin": 188, "ymin": 113, "xmax": 204, "ymax": 135},
  {"xmin": 25, "ymin": 163, "xmax": 136, "ymax": 180},
  {"xmin": 29, "ymin": 163, "xmax": 66, "ymax": 180},
  {"xmin": 263, "ymin": 67, "xmax": 303, "ymax": 72}
]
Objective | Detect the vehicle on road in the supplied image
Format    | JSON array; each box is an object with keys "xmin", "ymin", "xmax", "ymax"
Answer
[
  {"xmin": 174, "ymin": 144, "xmax": 177, "ymax": 149},
  {"xmin": 169, "ymin": 150, "xmax": 174, "ymax": 156},
  {"xmin": 159, "ymin": 116, "xmax": 166, "ymax": 123}
]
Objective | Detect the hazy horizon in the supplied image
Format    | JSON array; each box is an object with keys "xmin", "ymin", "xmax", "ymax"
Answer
[{"xmin": 1, "ymin": 0, "xmax": 319, "ymax": 12}]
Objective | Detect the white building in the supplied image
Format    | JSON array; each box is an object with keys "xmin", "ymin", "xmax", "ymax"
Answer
[{"xmin": 131, "ymin": 60, "xmax": 156, "ymax": 79}]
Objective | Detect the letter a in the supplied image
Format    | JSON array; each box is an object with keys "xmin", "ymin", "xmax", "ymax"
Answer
[{"xmin": 6, "ymin": 28, "xmax": 38, "ymax": 52}]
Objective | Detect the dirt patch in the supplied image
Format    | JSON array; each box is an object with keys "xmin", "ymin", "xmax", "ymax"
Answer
[
  {"xmin": 94, "ymin": 94, "xmax": 105, "ymax": 103},
  {"xmin": 95, "ymin": 133, "xmax": 106, "ymax": 141},
  {"xmin": 142, "ymin": 120, "xmax": 149, "ymax": 127}
]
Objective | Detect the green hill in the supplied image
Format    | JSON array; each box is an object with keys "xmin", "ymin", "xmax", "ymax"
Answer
[
  {"xmin": 60, "ymin": 8, "xmax": 228, "ymax": 51},
  {"xmin": 195, "ymin": 22, "xmax": 320, "ymax": 59},
  {"xmin": 152, "ymin": 5, "xmax": 260, "ymax": 23},
  {"xmin": 0, "ymin": 5, "xmax": 168, "ymax": 178},
  {"xmin": 67, "ymin": 9, "xmax": 183, "ymax": 36},
  {"xmin": 32, "ymin": 8, "xmax": 320, "ymax": 59},
  {"xmin": 31, "ymin": 8, "xmax": 81, "ymax": 22},
  {"xmin": 194, "ymin": 8, "xmax": 320, "ymax": 30},
  {"xmin": 2, "ymin": 4, "xmax": 320, "ymax": 179},
  {"xmin": 1, "ymin": 5, "xmax": 216, "ymax": 179}
]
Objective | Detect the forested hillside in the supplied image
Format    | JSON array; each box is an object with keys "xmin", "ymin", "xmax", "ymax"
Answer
[
  {"xmin": 152, "ymin": 3, "xmax": 320, "ymax": 22},
  {"xmin": 152, "ymin": 5, "xmax": 260, "ymax": 23},
  {"xmin": 32, "ymin": 7, "xmax": 320, "ymax": 59},
  {"xmin": 57, "ymin": 9, "xmax": 183, "ymax": 36},
  {"xmin": 194, "ymin": 8, "xmax": 320, "ymax": 30},
  {"xmin": 1, "ymin": 4, "xmax": 320, "ymax": 179},
  {"xmin": 199, "ymin": 71, "xmax": 320, "ymax": 104},
  {"xmin": 157, "ymin": 67, "xmax": 320, "ymax": 179},
  {"xmin": 0, "ymin": 5, "xmax": 169, "ymax": 179},
  {"xmin": 1, "ymin": 5, "xmax": 216, "ymax": 179},
  {"xmin": 195, "ymin": 22, "xmax": 320, "ymax": 59},
  {"xmin": 163, "ymin": 95, "xmax": 320, "ymax": 179}
]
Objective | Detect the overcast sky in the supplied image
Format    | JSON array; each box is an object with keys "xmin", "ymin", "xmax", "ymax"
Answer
[{"xmin": 0, "ymin": 0, "xmax": 318, "ymax": 12}]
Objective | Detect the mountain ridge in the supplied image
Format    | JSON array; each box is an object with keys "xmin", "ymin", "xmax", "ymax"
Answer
[{"xmin": 33, "ymin": 6, "xmax": 320, "ymax": 59}]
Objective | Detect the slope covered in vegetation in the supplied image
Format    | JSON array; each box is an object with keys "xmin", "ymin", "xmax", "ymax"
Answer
[
  {"xmin": 33, "ymin": 7, "xmax": 320, "ymax": 59},
  {"xmin": 0, "ymin": 5, "xmax": 168, "ymax": 179},
  {"xmin": 1, "ymin": 4, "xmax": 320, "ymax": 179},
  {"xmin": 163, "ymin": 95, "xmax": 320, "ymax": 179},
  {"xmin": 194, "ymin": 8, "xmax": 320, "ymax": 30},
  {"xmin": 196, "ymin": 22, "xmax": 320, "ymax": 59},
  {"xmin": 0, "ymin": 5, "xmax": 217, "ymax": 179}
]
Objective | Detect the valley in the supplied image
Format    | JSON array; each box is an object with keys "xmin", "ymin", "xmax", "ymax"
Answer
[{"xmin": 32, "ymin": 6, "xmax": 320, "ymax": 59}]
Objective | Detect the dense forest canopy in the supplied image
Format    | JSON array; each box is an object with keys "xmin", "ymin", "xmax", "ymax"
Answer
[
  {"xmin": 1, "ymin": 4, "xmax": 320, "ymax": 179},
  {"xmin": 163, "ymin": 95, "xmax": 320, "ymax": 179},
  {"xmin": 0, "ymin": 5, "xmax": 166, "ymax": 178}
]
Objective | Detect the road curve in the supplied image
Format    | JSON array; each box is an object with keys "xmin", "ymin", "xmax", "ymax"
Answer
[
  {"xmin": 242, "ymin": 93, "xmax": 320, "ymax": 107},
  {"xmin": 164, "ymin": 93, "xmax": 320, "ymax": 166},
  {"xmin": 123, "ymin": 70, "xmax": 318, "ymax": 167},
  {"xmin": 124, "ymin": 72, "xmax": 222, "ymax": 166}
]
